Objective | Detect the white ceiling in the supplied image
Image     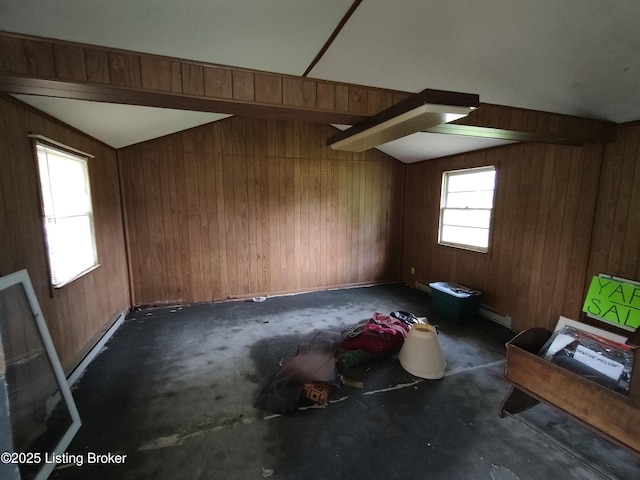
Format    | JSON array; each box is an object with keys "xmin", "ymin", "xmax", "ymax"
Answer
[
  {"xmin": 2, "ymin": 0, "xmax": 640, "ymax": 161},
  {"xmin": 332, "ymin": 125, "xmax": 514, "ymax": 163},
  {"xmin": 14, "ymin": 96, "xmax": 230, "ymax": 149},
  {"xmin": 311, "ymin": 0, "xmax": 640, "ymax": 123}
]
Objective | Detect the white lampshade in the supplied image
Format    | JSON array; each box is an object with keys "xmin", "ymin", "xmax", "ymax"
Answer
[{"xmin": 398, "ymin": 323, "xmax": 446, "ymax": 379}]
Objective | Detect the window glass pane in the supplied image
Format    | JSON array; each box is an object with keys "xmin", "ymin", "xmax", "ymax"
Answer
[
  {"xmin": 439, "ymin": 166, "xmax": 495, "ymax": 252},
  {"xmin": 447, "ymin": 169, "xmax": 495, "ymax": 192},
  {"xmin": 446, "ymin": 191, "xmax": 495, "ymax": 209},
  {"xmin": 35, "ymin": 141, "xmax": 97, "ymax": 288},
  {"xmin": 48, "ymin": 157, "xmax": 91, "ymax": 217},
  {"xmin": 46, "ymin": 216, "xmax": 96, "ymax": 286},
  {"xmin": 442, "ymin": 209, "xmax": 491, "ymax": 229},
  {"xmin": 441, "ymin": 225, "xmax": 489, "ymax": 249},
  {"xmin": 38, "ymin": 147, "xmax": 92, "ymax": 218}
]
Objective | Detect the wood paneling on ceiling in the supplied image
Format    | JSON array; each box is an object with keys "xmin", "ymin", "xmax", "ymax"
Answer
[
  {"xmin": 401, "ymin": 141, "xmax": 603, "ymax": 332},
  {"xmin": 119, "ymin": 117, "xmax": 404, "ymax": 306},
  {"xmin": 0, "ymin": 97, "xmax": 130, "ymax": 371},
  {"xmin": 0, "ymin": 32, "xmax": 614, "ymax": 146}
]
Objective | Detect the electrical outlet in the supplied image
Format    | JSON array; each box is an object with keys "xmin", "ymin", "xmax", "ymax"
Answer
[{"xmin": 410, "ymin": 267, "xmax": 415, "ymax": 275}]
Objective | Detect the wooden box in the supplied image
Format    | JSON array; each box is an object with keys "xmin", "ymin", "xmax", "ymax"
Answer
[{"xmin": 500, "ymin": 327, "xmax": 640, "ymax": 456}]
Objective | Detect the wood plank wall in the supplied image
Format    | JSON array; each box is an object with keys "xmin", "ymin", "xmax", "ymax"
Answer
[
  {"xmin": 586, "ymin": 122, "xmax": 640, "ymax": 284},
  {"xmin": 401, "ymin": 142, "xmax": 604, "ymax": 331},
  {"xmin": 3, "ymin": 89, "xmax": 634, "ymax": 363},
  {"xmin": 119, "ymin": 116, "xmax": 405, "ymax": 306},
  {"xmin": 0, "ymin": 96, "xmax": 130, "ymax": 371}
]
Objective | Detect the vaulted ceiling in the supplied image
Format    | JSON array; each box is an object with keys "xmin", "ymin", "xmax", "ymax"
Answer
[{"xmin": 1, "ymin": 0, "xmax": 639, "ymax": 162}]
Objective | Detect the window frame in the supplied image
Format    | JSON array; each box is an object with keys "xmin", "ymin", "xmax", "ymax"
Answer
[
  {"xmin": 438, "ymin": 165, "xmax": 496, "ymax": 254},
  {"xmin": 30, "ymin": 135, "xmax": 100, "ymax": 290}
]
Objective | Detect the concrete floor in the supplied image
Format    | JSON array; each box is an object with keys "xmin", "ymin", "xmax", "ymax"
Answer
[{"xmin": 50, "ymin": 284, "xmax": 640, "ymax": 480}]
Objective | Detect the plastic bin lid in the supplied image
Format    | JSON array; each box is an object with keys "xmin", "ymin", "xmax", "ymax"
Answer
[{"xmin": 429, "ymin": 281, "xmax": 481, "ymax": 298}]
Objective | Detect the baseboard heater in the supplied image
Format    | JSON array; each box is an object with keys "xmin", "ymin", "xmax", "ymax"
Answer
[
  {"xmin": 414, "ymin": 280, "xmax": 512, "ymax": 328},
  {"xmin": 67, "ymin": 310, "xmax": 127, "ymax": 387}
]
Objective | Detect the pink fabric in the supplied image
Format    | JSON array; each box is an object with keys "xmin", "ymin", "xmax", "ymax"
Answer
[
  {"xmin": 340, "ymin": 312, "xmax": 410, "ymax": 357},
  {"xmin": 370, "ymin": 312, "xmax": 410, "ymax": 338}
]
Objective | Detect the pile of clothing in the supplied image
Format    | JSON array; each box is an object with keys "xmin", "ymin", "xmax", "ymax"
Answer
[
  {"xmin": 254, "ymin": 312, "xmax": 423, "ymax": 415},
  {"xmin": 337, "ymin": 311, "xmax": 420, "ymax": 367}
]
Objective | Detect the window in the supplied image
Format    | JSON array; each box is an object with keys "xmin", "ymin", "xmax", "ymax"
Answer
[
  {"xmin": 33, "ymin": 138, "xmax": 98, "ymax": 288},
  {"xmin": 438, "ymin": 166, "xmax": 496, "ymax": 253}
]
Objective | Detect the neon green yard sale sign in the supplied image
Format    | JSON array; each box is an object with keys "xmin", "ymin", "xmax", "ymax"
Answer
[{"xmin": 582, "ymin": 276, "xmax": 640, "ymax": 331}]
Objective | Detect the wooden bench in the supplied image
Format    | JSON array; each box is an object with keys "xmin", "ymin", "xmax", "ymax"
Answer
[{"xmin": 500, "ymin": 326, "xmax": 640, "ymax": 456}]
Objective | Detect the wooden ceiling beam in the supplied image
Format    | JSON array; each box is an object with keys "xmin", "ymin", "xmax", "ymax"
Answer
[
  {"xmin": 430, "ymin": 103, "xmax": 615, "ymax": 144},
  {"xmin": 0, "ymin": 32, "xmax": 405, "ymax": 125},
  {"xmin": 0, "ymin": 32, "xmax": 615, "ymax": 145},
  {"xmin": 0, "ymin": 75, "xmax": 371, "ymax": 125}
]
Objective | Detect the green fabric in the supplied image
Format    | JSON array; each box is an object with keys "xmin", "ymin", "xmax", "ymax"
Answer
[{"xmin": 336, "ymin": 348, "xmax": 373, "ymax": 368}]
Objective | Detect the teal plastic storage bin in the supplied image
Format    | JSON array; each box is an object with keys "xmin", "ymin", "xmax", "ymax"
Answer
[{"xmin": 429, "ymin": 282, "xmax": 481, "ymax": 323}]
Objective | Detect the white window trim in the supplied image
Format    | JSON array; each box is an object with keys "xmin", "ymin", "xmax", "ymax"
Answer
[
  {"xmin": 31, "ymin": 135, "xmax": 100, "ymax": 289},
  {"xmin": 438, "ymin": 165, "xmax": 496, "ymax": 253}
]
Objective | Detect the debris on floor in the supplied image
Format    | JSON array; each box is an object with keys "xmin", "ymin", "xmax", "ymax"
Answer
[
  {"xmin": 490, "ymin": 464, "xmax": 519, "ymax": 480},
  {"xmin": 300, "ymin": 381, "xmax": 331, "ymax": 405},
  {"xmin": 254, "ymin": 330, "xmax": 341, "ymax": 415},
  {"xmin": 338, "ymin": 374, "xmax": 363, "ymax": 389},
  {"xmin": 254, "ymin": 311, "xmax": 430, "ymax": 414}
]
